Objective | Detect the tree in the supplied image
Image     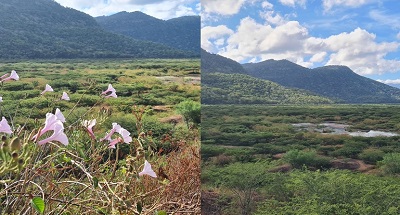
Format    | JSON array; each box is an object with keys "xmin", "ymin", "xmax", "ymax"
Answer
[{"xmin": 175, "ymin": 100, "xmax": 200, "ymax": 127}]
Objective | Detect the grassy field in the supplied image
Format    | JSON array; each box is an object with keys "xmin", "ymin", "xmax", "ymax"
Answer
[
  {"xmin": 202, "ymin": 104, "xmax": 400, "ymax": 215},
  {"xmin": 0, "ymin": 59, "xmax": 200, "ymax": 214}
]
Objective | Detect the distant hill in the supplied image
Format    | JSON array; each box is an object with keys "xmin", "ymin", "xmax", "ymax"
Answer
[
  {"xmin": 243, "ymin": 60, "xmax": 400, "ymax": 103},
  {"xmin": 0, "ymin": 0, "xmax": 196, "ymax": 59},
  {"xmin": 201, "ymin": 49, "xmax": 248, "ymax": 74},
  {"xmin": 202, "ymin": 73, "xmax": 333, "ymax": 104},
  {"xmin": 96, "ymin": 12, "xmax": 200, "ymax": 54},
  {"xmin": 201, "ymin": 50, "xmax": 333, "ymax": 104}
]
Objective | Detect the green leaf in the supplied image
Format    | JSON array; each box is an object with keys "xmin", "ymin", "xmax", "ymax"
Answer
[
  {"xmin": 93, "ymin": 177, "xmax": 99, "ymax": 188},
  {"xmin": 31, "ymin": 197, "xmax": 45, "ymax": 214},
  {"xmin": 137, "ymin": 202, "xmax": 142, "ymax": 214},
  {"xmin": 156, "ymin": 210, "xmax": 167, "ymax": 215}
]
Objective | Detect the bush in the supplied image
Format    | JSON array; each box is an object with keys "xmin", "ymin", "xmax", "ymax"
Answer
[
  {"xmin": 284, "ymin": 149, "xmax": 331, "ymax": 169},
  {"xmin": 378, "ymin": 153, "xmax": 400, "ymax": 175},
  {"xmin": 359, "ymin": 148, "xmax": 384, "ymax": 164}
]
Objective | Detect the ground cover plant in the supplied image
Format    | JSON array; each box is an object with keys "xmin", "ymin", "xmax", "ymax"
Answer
[
  {"xmin": 201, "ymin": 104, "xmax": 400, "ymax": 215},
  {"xmin": 0, "ymin": 59, "xmax": 201, "ymax": 214}
]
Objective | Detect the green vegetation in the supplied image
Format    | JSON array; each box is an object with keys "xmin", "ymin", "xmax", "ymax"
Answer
[
  {"xmin": 202, "ymin": 104, "xmax": 400, "ymax": 214},
  {"xmin": 202, "ymin": 73, "xmax": 333, "ymax": 104},
  {"xmin": 0, "ymin": 59, "xmax": 200, "ymax": 214},
  {"xmin": 96, "ymin": 12, "xmax": 200, "ymax": 53},
  {"xmin": 243, "ymin": 60, "xmax": 400, "ymax": 103},
  {"xmin": 0, "ymin": 0, "xmax": 197, "ymax": 59}
]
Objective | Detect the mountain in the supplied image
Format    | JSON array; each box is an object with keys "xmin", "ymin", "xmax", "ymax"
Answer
[
  {"xmin": 95, "ymin": 12, "xmax": 200, "ymax": 54},
  {"xmin": 243, "ymin": 60, "xmax": 400, "ymax": 103},
  {"xmin": 202, "ymin": 73, "xmax": 333, "ymax": 104},
  {"xmin": 201, "ymin": 49, "xmax": 333, "ymax": 104},
  {"xmin": 0, "ymin": 0, "xmax": 196, "ymax": 59},
  {"xmin": 201, "ymin": 49, "xmax": 248, "ymax": 74}
]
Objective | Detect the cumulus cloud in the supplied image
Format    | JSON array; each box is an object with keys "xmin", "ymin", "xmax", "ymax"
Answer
[
  {"xmin": 260, "ymin": 10, "xmax": 289, "ymax": 26},
  {"xmin": 201, "ymin": 25, "xmax": 234, "ymax": 53},
  {"xmin": 204, "ymin": 16, "xmax": 400, "ymax": 75},
  {"xmin": 202, "ymin": 0, "xmax": 247, "ymax": 16},
  {"xmin": 54, "ymin": 0, "xmax": 198, "ymax": 19},
  {"xmin": 324, "ymin": 28, "xmax": 400, "ymax": 75},
  {"xmin": 262, "ymin": 1, "xmax": 273, "ymax": 9},
  {"xmin": 279, "ymin": 0, "xmax": 307, "ymax": 8},
  {"xmin": 323, "ymin": 0, "xmax": 374, "ymax": 12},
  {"xmin": 377, "ymin": 79, "xmax": 400, "ymax": 85}
]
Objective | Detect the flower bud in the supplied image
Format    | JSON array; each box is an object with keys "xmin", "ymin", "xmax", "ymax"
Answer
[{"xmin": 10, "ymin": 137, "xmax": 21, "ymax": 152}]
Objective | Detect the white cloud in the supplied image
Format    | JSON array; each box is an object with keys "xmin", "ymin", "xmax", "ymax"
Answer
[
  {"xmin": 377, "ymin": 79, "xmax": 400, "ymax": 84},
  {"xmin": 279, "ymin": 0, "xmax": 306, "ymax": 8},
  {"xmin": 202, "ymin": 0, "xmax": 247, "ymax": 16},
  {"xmin": 201, "ymin": 25, "xmax": 234, "ymax": 53},
  {"xmin": 324, "ymin": 28, "xmax": 400, "ymax": 75},
  {"xmin": 260, "ymin": 11, "xmax": 289, "ymax": 26},
  {"xmin": 54, "ymin": 0, "xmax": 198, "ymax": 19},
  {"xmin": 369, "ymin": 10, "xmax": 400, "ymax": 30},
  {"xmin": 262, "ymin": 1, "xmax": 273, "ymax": 9},
  {"xmin": 310, "ymin": 52, "xmax": 327, "ymax": 62},
  {"xmin": 207, "ymin": 17, "xmax": 400, "ymax": 75},
  {"xmin": 397, "ymin": 32, "xmax": 400, "ymax": 40},
  {"xmin": 323, "ymin": 0, "xmax": 374, "ymax": 12}
]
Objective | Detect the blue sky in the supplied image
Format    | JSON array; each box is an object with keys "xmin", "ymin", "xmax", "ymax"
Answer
[
  {"xmin": 54, "ymin": 0, "xmax": 200, "ymax": 20},
  {"xmin": 201, "ymin": 0, "xmax": 400, "ymax": 85}
]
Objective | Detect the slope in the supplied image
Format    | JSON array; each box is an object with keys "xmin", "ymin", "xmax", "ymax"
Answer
[
  {"xmin": 0, "ymin": 0, "xmax": 195, "ymax": 59},
  {"xmin": 95, "ymin": 12, "xmax": 200, "ymax": 53},
  {"xmin": 201, "ymin": 50, "xmax": 332, "ymax": 104},
  {"xmin": 243, "ymin": 60, "xmax": 400, "ymax": 103}
]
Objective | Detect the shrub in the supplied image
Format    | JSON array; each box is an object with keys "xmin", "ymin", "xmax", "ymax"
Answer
[
  {"xmin": 284, "ymin": 149, "xmax": 331, "ymax": 169},
  {"xmin": 359, "ymin": 148, "xmax": 385, "ymax": 164},
  {"xmin": 378, "ymin": 153, "xmax": 400, "ymax": 175}
]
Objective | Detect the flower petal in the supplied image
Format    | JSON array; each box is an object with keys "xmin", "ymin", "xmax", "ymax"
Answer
[
  {"xmin": 0, "ymin": 117, "xmax": 12, "ymax": 134},
  {"xmin": 61, "ymin": 92, "xmax": 70, "ymax": 101},
  {"xmin": 139, "ymin": 160, "xmax": 157, "ymax": 178}
]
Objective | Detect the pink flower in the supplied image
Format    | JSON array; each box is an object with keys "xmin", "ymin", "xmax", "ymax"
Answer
[
  {"xmin": 102, "ymin": 84, "xmax": 117, "ymax": 98},
  {"xmin": 34, "ymin": 109, "xmax": 66, "ymax": 139},
  {"xmin": 41, "ymin": 84, "xmax": 54, "ymax": 95},
  {"xmin": 82, "ymin": 119, "xmax": 96, "ymax": 140},
  {"xmin": 55, "ymin": 108, "xmax": 66, "ymax": 123},
  {"xmin": 61, "ymin": 92, "xmax": 70, "ymax": 101},
  {"xmin": 139, "ymin": 160, "xmax": 157, "ymax": 178},
  {"xmin": 38, "ymin": 121, "xmax": 68, "ymax": 145},
  {"xmin": 0, "ymin": 117, "xmax": 12, "ymax": 134},
  {"xmin": 105, "ymin": 91, "xmax": 117, "ymax": 98},
  {"xmin": 108, "ymin": 137, "xmax": 122, "ymax": 149},
  {"xmin": 100, "ymin": 122, "xmax": 121, "ymax": 141},
  {"xmin": 1, "ymin": 70, "xmax": 19, "ymax": 82},
  {"xmin": 118, "ymin": 127, "xmax": 132, "ymax": 143}
]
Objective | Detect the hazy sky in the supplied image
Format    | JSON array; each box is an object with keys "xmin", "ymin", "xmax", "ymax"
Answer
[
  {"xmin": 54, "ymin": 0, "xmax": 200, "ymax": 20},
  {"xmin": 201, "ymin": 0, "xmax": 400, "ymax": 84}
]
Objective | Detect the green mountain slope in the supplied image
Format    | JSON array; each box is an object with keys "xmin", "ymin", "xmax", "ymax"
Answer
[
  {"xmin": 202, "ymin": 73, "xmax": 333, "ymax": 104},
  {"xmin": 201, "ymin": 50, "xmax": 332, "ymax": 104},
  {"xmin": 95, "ymin": 12, "xmax": 200, "ymax": 53},
  {"xmin": 243, "ymin": 60, "xmax": 400, "ymax": 103},
  {"xmin": 201, "ymin": 49, "xmax": 248, "ymax": 74},
  {"xmin": 0, "ymin": 0, "xmax": 195, "ymax": 59}
]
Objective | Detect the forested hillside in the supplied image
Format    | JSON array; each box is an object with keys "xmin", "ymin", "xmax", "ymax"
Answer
[
  {"xmin": 0, "ymin": 0, "xmax": 195, "ymax": 59},
  {"xmin": 243, "ymin": 60, "xmax": 400, "ymax": 103},
  {"xmin": 96, "ymin": 12, "xmax": 200, "ymax": 53}
]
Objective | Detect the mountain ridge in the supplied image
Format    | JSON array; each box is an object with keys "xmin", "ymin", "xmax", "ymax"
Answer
[
  {"xmin": 95, "ymin": 11, "xmax": 200, "ymax": 53},
  {"xmin": 243, "ymin": 59, "xmax": 400, "ymax": 103},
  {"xmin": 0, "ymin": 0, "xmax": 198, "ymax": 59}
]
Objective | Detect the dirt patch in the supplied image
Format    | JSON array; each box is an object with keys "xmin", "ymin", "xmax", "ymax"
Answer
[
  {"xmin": 159, "ymin": 115, "xmax": 183, "ymax": 124},
  {"xmin": 330, "ymin": 159, "xmax": 375, "ymax": 172},
  {"xmin": 268, "ymin": 164, "xmax": 292, "ymax": 173},
  {"xmin": 152, "ymin": 105, "xmax": 170, "ymax": 112},
  {"xmin": 272, "ymin": 153, "xmax": 285, "ymax": 159}
]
